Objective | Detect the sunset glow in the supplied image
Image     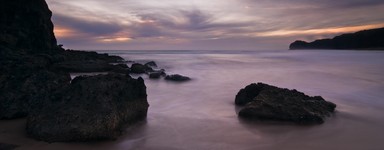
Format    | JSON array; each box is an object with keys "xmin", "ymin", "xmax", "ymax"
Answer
[
  {"xmin": 256, "ymin": 23, "xmax": 384, "ymax": 37},
  {"xmin": 99, "ymin": 37, "xmax": 132, "ymax": 43},
  {"xmin": 53, "ymin": 26, "xmax": 77, "ymax": 38}
]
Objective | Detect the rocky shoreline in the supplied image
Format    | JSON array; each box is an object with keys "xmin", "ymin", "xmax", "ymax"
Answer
[
  {"xmin": 1, "ymin": 0, "xmax": 337, "ymax": 147},
  {"xmin": 0, "ymin": 0, "xmax": 192, "ymax": 143}
]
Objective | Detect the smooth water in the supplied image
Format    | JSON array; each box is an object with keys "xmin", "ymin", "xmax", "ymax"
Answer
[{"xmin": 8, "ymin": 50, "xmax": 384, "ymax": 150}]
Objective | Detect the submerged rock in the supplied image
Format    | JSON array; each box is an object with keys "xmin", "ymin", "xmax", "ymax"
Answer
[
  {"xmin": 235, "ymin": 83, "xmax": 336, "ymax": 124},
  {"xmin": 148, "ymin": 69, "xmax": 166, "ymax": 79},
  {"xmin": 26, "ymin": 74, "xmax": 149, "ymax": 142},
  {"xmin": 165, "ymin": 74, "xmax": 191, "ymax": 82}
]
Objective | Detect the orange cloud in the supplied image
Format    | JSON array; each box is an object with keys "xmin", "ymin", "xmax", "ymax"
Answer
[
  {"xmin": 98, "ymin": 37, "xmax": 132, "ymax": 43},
  {"xmin": 54, "ymin": 26, "xmax": 78, "ymax": 38},
  {"xmin": 256, "ymin": 23, "xmax": 384, "ymax": 37}
]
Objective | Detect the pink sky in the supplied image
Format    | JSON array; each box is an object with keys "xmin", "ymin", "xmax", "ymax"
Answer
[{"xmin": 46, "ymin": 0, "xmax": 384, "ymax": 50}]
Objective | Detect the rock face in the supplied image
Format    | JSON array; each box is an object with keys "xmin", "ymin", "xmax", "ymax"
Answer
[
  {"xmin": 1, "ymin": 0, "xmax": 151, "ymax": 143},
  {"xmin": 26, "ymin": 74, "xmax": 149, "ymax": 142},
  {"xmin": 0, "ymin": 0, "xmax": 58, "ymax": 52},
  {"xmin": 289, "ymin": 27, "xmax": 384, "ymax": 50},
  {"xmin": 235, "ymin": 83, "xmax": 336, "ymax": 124},
  {"xmin": 0, "ymin": 54, "xmax": 71, "ymax": 119}
]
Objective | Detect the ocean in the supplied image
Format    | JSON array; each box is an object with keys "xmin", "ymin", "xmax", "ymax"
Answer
[
  {"xmin": 5, "ymin": 50, "xmax": 384, "ymax": 150},
  {"xmin": 102, "ymin": 50, "xmax": 384, "ymax": 150}
]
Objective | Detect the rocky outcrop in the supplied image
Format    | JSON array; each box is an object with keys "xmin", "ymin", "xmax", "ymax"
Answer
[
  {"xmin": 0, "ymin": 0, "xmax": 151, "ymax": 143},
  {"xmin": 51, "ymin": 50, "xmax": 125, "ymax": 73},
  {"xmin": 26, "ymin": 74, "xmax": 149, "ymax": 142},
  {"xmin": 0, "ymin": 0, "xmax": 58, "ymax": 52},
  {"xmin": 235, "ymin": 83, "xmax": 336, "ymax": 124},
  {"xmin": 165, "ymin": 74, "xmax": 191, "ymax": 82},
  {"xmin": 289, "ymin": 27, "xmax": 384, "ymax": 50}
]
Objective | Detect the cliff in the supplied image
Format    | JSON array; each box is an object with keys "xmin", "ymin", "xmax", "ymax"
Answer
[
  {"xmin": 289, "ymin": 27, "xmax": 384, "ymax": 50},
  {"xmin": 0, "ymin": 0, "xmax": 58, "ymax": 53}
]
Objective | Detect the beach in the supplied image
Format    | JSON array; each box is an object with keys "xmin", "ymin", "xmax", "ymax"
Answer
[{"xmin": 1, "ymin": 50, "xmax": 384, "ymax": 150}]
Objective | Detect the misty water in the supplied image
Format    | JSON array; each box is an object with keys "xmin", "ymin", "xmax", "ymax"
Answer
[{"xmin": 15, "ymin": 50, "xmax": 384, "ymax": 150}]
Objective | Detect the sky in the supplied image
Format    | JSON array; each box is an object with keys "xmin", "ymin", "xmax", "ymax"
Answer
[{"xmin": 46, "ymin": 0, "xmax": 384, "ymax": 50}]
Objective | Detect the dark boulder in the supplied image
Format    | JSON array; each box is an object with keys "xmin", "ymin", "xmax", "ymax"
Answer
[
  {"xmin": 130, "ymin": 63, "xmax": 153, "ymax": 74},
  {"xmin": 235, "ymin": 83, "xmax": 268, "ymax": 105},
  {"xmin": 26, "ymin": 74, "xmax": 149, "ymax": 142},
  {"xmin": 0, "ymin": 0, "xmax": 59, "ymax": 52},
  {"xmin": 236, "ymin": 83, "xmax": 336, "ymax": 124},
  {"xmin": 165, "ymin": 74, "xmax": 191, "ymax": 82}
]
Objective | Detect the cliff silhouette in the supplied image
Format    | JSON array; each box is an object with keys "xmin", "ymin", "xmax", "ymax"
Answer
[{"xmin": 289, "ymin": 27, "xmax": 384, "ymax": 50}]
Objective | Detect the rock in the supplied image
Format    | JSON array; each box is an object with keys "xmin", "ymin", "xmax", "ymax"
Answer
[
  {"xmin": 145, "ymin": 61, "xmax": 157, "ymax": 67},
  {"xmin": 0, "ymin": 55, "xmax": 70, "ymax": 119},
  {"xmin": 0, "ymin": 0, "xmax": 59, "ymax": 52},
  {"xmin": 0, "ymin": 0, "xmax": 135, "ymax": 121},
  {"xmin": 50, "ymin": 50, "xmax": 125, "ymax": 73},
  {"xmin": 130, "ymin": 63, "xmax": 153, "ymax": 74},
  {"xmin": 26, "ymin": 74, "xmax": 149, "ymax": 142},
  {"xmin": 0, "ymin": 70, "xmax": 70, "ymax": 119},
  {"xmin": 0, "ymin": 143, "xmax": 18, "ymax": 150},
  {"xmin": 148, "ymin": 69, "xmax": 166, "ymax": 79},
  {"xmin": 58, "ymin": 50, "xmax": 124, "ymax": 63},
  {"xmin": 110, "ymin": 64, "xmax": 130, "ymax": 74},
  {"xmin": 235, "ymin": 83, "xmax": 268, "ymax": 106},
  {"xmin": 115, "ymin": 64, "xmax": 129, "ymax": 68},
  {"xmin": 52, "ymin": 61, "xmax": 116, "ymax": 73},
  {"xmin": 165, "ymin": 74, "xmax": 191, "ymax": 82},
  {"xmin": 235, "ymin": 83, "xmax": 336, "ymax": 124},
  {"xmin": 21, "ymin": 70, "xmax": 71, "ymax": 115},
  {"xmin": 149, "ymin": 72, "xmax": 162, "ymax": 79}
]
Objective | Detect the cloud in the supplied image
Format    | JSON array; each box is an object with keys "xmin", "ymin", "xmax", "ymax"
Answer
[
  {"xmin": 46, "ymin": 0, "xmax": 384, "ymax": 50},
  {"xmin": 52, "ymin": 13, "xmax": 124, "ymax": 36}
]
